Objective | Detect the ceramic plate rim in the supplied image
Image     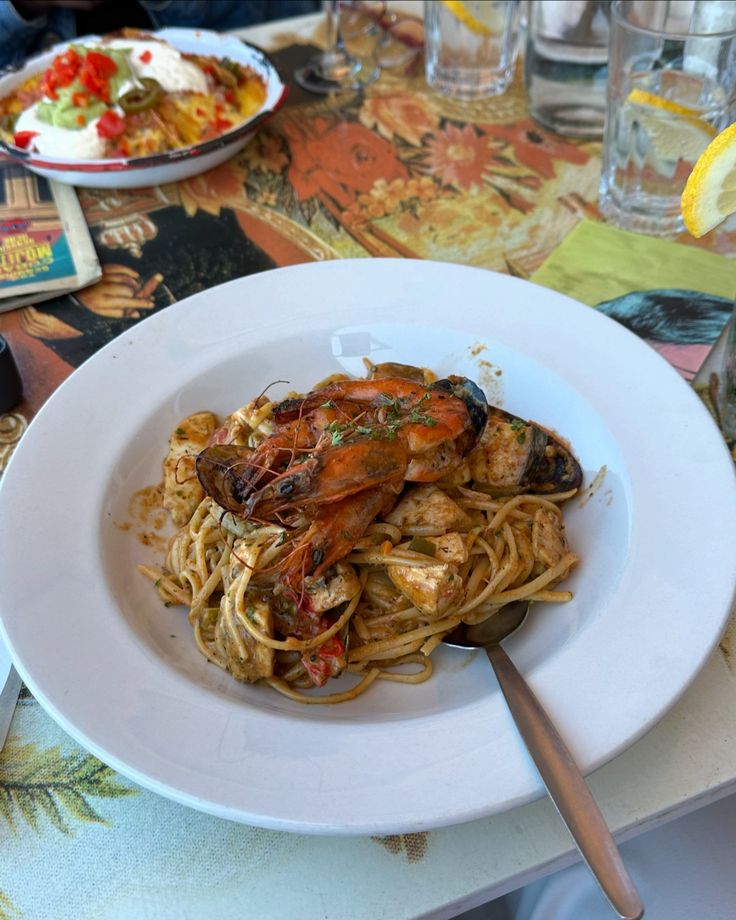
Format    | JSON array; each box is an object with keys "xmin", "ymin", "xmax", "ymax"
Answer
[{"xmin": 1, "ymin": 259, "xmax": 735, "ymax": 835}]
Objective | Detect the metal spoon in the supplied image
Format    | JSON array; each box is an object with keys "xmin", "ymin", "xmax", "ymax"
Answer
[{"xmin": 445, "ymin": 602, "xmax": 644, "ymax": 920}]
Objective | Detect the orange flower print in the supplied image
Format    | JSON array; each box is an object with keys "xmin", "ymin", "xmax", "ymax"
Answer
[
  {"xmin": 179, "ymin": 162, "xmax": 248, "ymax": 217},
  {"xmin": 242, "ymin": 129, "xmax": 289, "ymax": 174},
  {"xmin": 346, "ymin": 175, "xmax": 440, "ymax": 222},
  {"xmin": 282, "ymin": 116, "xmax": 409, "ymax": 208},
  {"xmin": 424, "ymin": 123, "xmax": 489, "ymax": 190},
  {"xmin": 359, "ymin": 92, "xmax": 439, "ymax": 147},
  {"xmin": 483, "ymin": 119, "xmax": 589, "ymax": 179}
]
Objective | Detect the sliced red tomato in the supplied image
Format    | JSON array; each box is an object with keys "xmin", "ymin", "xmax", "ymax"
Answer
[
  {"xmin": 301, "ymin": 635, "xmax": 346, "ymax": 687},
  {"xmin": 139, "ymin": 50, "xmax": 153, "ymax": 64},
  {"xmin": 85, "ymin": 51, "xmax": 117, "ymax": 78},
  {"xmin": 13, "ymin": 130, "xmax": 38, "ymax": 149},
  {"xmin": 96, "ymin": 109, "xmax": 126, "ymax": 139}
]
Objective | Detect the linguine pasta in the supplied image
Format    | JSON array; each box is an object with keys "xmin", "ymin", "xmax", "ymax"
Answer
[{"xmin": 140, "ymin": 373, "xmax": 579, "ymax": 704}]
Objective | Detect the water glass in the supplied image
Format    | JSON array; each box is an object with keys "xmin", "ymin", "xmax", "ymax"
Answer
[
  {"xmin": 524, "ymin": 1, "xmax": 611, "ymax": 138},
  {"xmin": 424, "ymin": 0, "xmax": 521, "ymax": 99},
  {"xmin": 599, "ymin": 0, "xmax": 736, "ymax": 237}
]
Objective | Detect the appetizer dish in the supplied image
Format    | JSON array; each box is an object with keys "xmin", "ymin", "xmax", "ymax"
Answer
[
  {"xmin": 140, "ymin": 363, "xmax": 582, "ymax": 704},
  {"xmin": 0, "ymin": 29, "xmax": 268, "ymax": 160}
]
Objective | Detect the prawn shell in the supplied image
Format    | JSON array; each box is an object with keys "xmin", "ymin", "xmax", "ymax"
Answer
[
  {"xmin": 195, "ymin": 444, "xmax": 255, "ymax": 512},
  {"xmin": 245, "ymin": 438, "xmax": 409, "ymax": 517}
]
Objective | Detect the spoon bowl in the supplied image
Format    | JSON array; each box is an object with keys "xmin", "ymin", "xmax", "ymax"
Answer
[
  {"xmin": 443, "ymin": 603, "xmax": 644, "ymax": 920},
  {"xmin": 444, "ymin": 600, "xmax": 530, "ymax": 649}
]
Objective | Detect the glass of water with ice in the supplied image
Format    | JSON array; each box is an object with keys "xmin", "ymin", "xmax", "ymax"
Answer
[
  {"xmin": 599, "ymin": 0, "xmax": 736, "ymax": 237},
  {"xmin": 424, "ymin": 0, "xmax": 521, "ymax": 99}
]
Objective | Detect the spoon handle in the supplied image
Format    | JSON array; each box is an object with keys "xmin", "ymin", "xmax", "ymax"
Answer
[{"xmin": 486, "ymin": 644, "xmax": 644, "ymax": 920}]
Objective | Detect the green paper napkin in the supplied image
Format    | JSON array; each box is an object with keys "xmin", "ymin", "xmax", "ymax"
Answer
[{"xmin": 531, "ymin": 219, "xmax": 735, "ymax": 380}]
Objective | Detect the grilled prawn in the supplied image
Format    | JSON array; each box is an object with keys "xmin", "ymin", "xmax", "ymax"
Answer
[{"xmin": 195, "ymin": 375, "xmax": 489, "ymax": 515}]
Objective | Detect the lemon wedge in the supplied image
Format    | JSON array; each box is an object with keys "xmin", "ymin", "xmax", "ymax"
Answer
[
  {"xmin": 625, "ymin": 86, "xmax": 717, "ymax": 173},
  {"xmin": 681, "ymin": 121, "xmax": 736, "ymax": 238},
  {"xmin": 626, "ymin": 88, "xmax": 703, "ymax": 119},
  {"xmin": 441, "ymin": 0, "xmax": 493, "ymax": 36}
]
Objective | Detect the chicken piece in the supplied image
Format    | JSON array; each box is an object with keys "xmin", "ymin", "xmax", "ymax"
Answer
[
  {"xmin": 438, "ymin": 459, "xmax": 472, "ymax": 487},
  {"xmin": 387, "ymin": 560, "xmax": 464, "ymax": 620},
  {"xmin": 468, "ymin": 408, "xmax": 582, "ymax": 496},
  {"xmin": 532, "ymin": 509, "xmax": 569, "ymax": 569},
  {"xmin": 383, "ymin": 484, "xmax": 472, "ymax": 535},
  {"xmin": 468, "ymin": 412, "xmax": 547, "ymax": 495},
  {"xmin": 215, "ymin": 588, "xmax": 275, "ymax": 683},
  {"xmin": 303, "ymin": 561, "xmax": 361, "ymax": 614},
  {"xmin": 366, "ymin": 361, "xmax": 430, "ymax": 383},
  {"xmin": 209, "ymin": 401, "xmax": 268, "ymax": 447},
  {"xmin": 422, "ymin": 532, "xmax": 469, "ymax": 565},
  {"xmin": 163, "ymin": 411, "xmax": 218, "ymax": 526}
]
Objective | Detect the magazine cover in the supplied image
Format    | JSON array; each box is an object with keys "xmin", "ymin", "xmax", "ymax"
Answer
[{"xmin": 0, "ymin": 160, "xmax": 101, "ymax": 313}]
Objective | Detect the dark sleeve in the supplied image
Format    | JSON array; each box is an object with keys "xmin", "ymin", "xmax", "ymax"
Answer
[
  {"xmin": 0, "ymin": 1, "xmax": 47, "ymax": 69},
  {"xmin": 140, "ymin": 0, "xmax": 322, "ymax": 31}
]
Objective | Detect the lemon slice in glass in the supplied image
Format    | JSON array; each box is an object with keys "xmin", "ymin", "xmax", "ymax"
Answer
[
  {"xmin": 626, "ymin": 87, "xmax": 717, "ymax": 165},
  {"xmin": 681, "ymin": 122, "xmax": 736, "ymax": 238},
  {"xmin": 441, "ymin": 0, "xmax": 494, "ymax": 36}
]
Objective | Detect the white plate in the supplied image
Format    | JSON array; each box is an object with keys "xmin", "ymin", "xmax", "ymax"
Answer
[
  {"xmin": 0, "ymin": 29, "xmax": 287, "ymax": 189},
  {"xmin": 1, "ymin": 259, "xmax": 734, "ymax": 835}
]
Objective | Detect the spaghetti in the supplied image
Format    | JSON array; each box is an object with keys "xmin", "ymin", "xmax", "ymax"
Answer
[{"xmin": 140, "ymin": 369, "xmax": 580, "ymax": 704}]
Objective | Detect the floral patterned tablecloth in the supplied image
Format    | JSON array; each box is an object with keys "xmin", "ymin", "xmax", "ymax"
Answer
[{"xmin": 1, "ymin": 14, "xmax": 735, "ymax": 920}]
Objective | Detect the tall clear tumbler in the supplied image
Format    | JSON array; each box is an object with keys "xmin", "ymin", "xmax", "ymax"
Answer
[
  {"xmin": 424, "ymin": 0, "xmax": 520, "ymax": 99},
  {"xmin": 525, "ymin": 0, "xmax": 611, "ymax": 139},
  {"xmin": 599, "ymin": 0, "xmax": 736, "ymax": 236}
]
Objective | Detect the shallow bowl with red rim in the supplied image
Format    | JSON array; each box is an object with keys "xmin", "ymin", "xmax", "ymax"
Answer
[{"xmin": 0, "ymin": 28, "xmax": 287, "ymax": 190}]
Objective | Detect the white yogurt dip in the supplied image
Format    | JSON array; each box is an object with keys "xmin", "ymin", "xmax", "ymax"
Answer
[
  {"xmin": 106, "ymin": 39, "xmax": 208, "ymax": 94},
  {"xmin": 14, "ymin": 104, "xmax": 107, "ymax": 158}
]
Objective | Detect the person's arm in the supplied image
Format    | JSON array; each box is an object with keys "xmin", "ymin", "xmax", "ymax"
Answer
[
  {"xmin": 0, "ymin": 1, "xmax": 94, "ymax": 69},
  {"xmin": 0, "ymin": 1, "xmax": 48, "ymax": 68},
  {"xmin": 140, "ymin": 0, "xmax": 322, "ymax": 31}
]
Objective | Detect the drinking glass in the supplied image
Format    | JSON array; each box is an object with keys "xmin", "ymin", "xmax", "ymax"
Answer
[
  {"xmin": 524, "ymin": 0, "xmax": 611, "ymax": 138},
  {"xmin": 424, "ymin": 0, "xmax": 521, "ymax": 99},
  {"xmin": 599, "ymin": 0, "xmax": 736, "ymax": 236},
  {"xmin": 339, "ymin": 1, "xmax": 424, "ymax": 72},
  {"xmin": 294, "ymin": 0, "xmax": 380, "ymax": 93}
]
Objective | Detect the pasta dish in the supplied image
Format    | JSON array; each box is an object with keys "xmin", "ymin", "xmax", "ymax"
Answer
[
  {"xmin": 139, "ymin": 363, "xmax": 581, "ymax": 704},
  {"xmin": 0, "ymin": 30, "xmax": 266, "ymax": 160}
]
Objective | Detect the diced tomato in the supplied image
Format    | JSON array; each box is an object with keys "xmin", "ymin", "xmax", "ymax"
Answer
[
  {"xmin": 224, "ymin": 89, "xmax": 235, "ymax": 104},
  {"xmin": 301, "ymin": 635, "xmax": 346, "ymax": 687},
  {"xmin": 58, "ymin": 47, "xmax": 80, "ymax": 69},
  {"xmin": 96, "ymin": 109, "xmax": 126, "ymax": 139},
  {"xmin": 75, "ymin": 113, "xmax": 86, "ymax": 126},
  {"xmin": 79, "ymin": 67, "xmax": 110, "ymax": 103},
  {"xmin": 13, "ymin": 130, "xmax": 38, "ymax": 149},
  {"xmin": 139, "ymin": 50, "xmax": 152, "ymax": 64},
  {"xmin": 40, "ymin": 45, "xmax": 83, "ymax": 99},
  {"xmin": 71, "ymin": 91, "xmax": 88, "ymax": 108},
  {"xmin": 109, "ymin": 143, "xmax": 129, "ymax": 158},
  {"xmin": 85, "ymin": 51, "xmax": 117, "ymax": 77},
  {"xmin": 214, "ymin": 117, "xmax": 232, "ymax": 132},
  {"xmin": 41, "ymin": 70, "xmax": 60, "ymax": 100}
]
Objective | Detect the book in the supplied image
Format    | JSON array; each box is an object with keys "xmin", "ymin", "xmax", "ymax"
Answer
[{"xmin": 0, "ymin": 158, "xmax": 101, "ymax": 314}]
